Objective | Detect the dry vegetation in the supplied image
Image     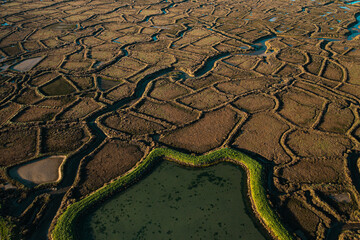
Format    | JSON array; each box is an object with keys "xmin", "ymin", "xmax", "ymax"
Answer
[{"xmin": 0, "ymin": 0, "xmax": 360, "ymax": 239}]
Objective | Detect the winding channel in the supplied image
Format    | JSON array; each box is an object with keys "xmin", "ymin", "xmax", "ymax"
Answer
[
  {"xmin": 31, "ymin": 5, "xmax": 360, "ymax": 239},
  {"xmin": 36, "ymin": 36, "xmax": 275, "ymax": 240}
]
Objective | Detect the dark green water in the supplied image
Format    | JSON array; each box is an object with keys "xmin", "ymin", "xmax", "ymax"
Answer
[{"xmin": 79, "ymin": 161, "xmax": 266, "ymax": 240}]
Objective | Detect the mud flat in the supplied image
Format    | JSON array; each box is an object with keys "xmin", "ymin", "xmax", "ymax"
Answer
[
  {"xmin": 9, "ymin": 155, "xmax": 65, "ymax": 186},
  {"xmin": 12, "ymin": 57, "xmax": 44, "ymax": 72}
]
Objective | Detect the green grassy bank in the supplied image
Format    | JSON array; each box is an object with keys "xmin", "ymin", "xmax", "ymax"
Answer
[
  {"xmin": 51, "ymin": 148, "xmax": 293, "ymax": 240},
  {"xmin": 0, "ymin": 204, "xmax": 16, "ymax": 240}
]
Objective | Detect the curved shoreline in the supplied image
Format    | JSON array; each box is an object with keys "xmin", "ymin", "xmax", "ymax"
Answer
[{"xmin": 51, "ymin": 148, "xmax": 293, "ymax": 240}]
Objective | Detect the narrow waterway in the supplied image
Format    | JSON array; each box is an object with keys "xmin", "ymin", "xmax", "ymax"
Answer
[
  {"xmin": 347, "ymin": 13, "xmax": 360, "ymax": 40},
  {"xmin": 34, "ymin": 29, "xmax": 278, "ymax": 240},
  {"xmin": 33, "ymin": 3, "xmax": 360, "ymax": 237}
]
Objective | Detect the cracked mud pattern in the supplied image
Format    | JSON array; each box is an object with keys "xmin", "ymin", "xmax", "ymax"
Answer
[{"xmin": 1, "ymin": 0, "xmax": 360, "ymax": 239}]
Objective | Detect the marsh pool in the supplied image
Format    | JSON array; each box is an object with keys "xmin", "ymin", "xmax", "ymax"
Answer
[{"xmin": 79, "ymin": 161, "xmax": 266, "ymax": 240}]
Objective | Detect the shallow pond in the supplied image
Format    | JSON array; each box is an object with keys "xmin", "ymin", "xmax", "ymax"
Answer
[
  {"xmin": 9, "ymin": 155, "xmax": 65, "ymax": 186},
  {"xmin": 79, "ymin": 161, "xmax": 266, "ymax": 240},
  {"xmin": 269, "ymin": 17, "xmax": 277, "ymax": 22},
  {"xmin": 12, "ymin": 57, "xmax": 43, "ymax": 72}
]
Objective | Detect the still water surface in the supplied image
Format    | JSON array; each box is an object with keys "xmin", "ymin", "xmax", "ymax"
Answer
[{"xmin": 79, "ymin": 161, "xmax": 265, "ymax": 240}]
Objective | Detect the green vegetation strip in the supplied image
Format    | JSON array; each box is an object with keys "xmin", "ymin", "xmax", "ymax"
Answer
[
  {"xmin": 0, "ymin": 204, "xmax": 16, "ymax": 240},
  {"xmin": 0, "ymin": 218, "xmax": 14, "ymax": 240},
  {"xmin": 52, "ymin": 148, "xmax": 293, "ymax": 240}
]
